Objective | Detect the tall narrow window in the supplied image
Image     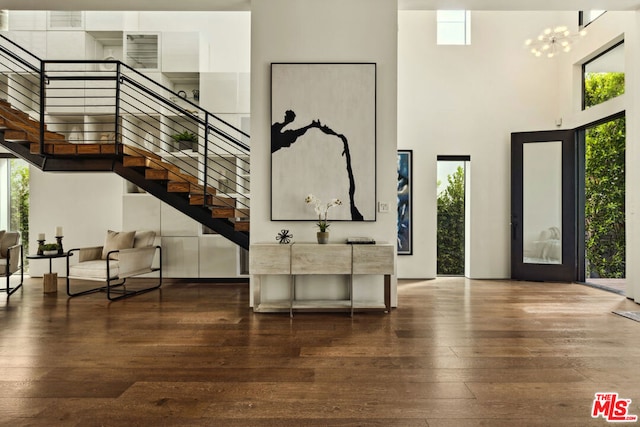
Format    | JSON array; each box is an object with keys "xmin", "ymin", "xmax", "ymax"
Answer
[
  {"xmin": 583, "ymin": 42, "xmax": 624, "ymax": 110},
  {"xmin": 437, "ymin": 10, "xmax": 471, "ymax": 45},
  {"xmin": 437, "ymin": 157, "xmax": 469, "ymax": 275},
  {"xmin": 0, "ymin": 157, "xmax": 29, "ymax": 258}
]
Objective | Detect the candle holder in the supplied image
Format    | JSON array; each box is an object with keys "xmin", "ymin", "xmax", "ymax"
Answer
[
  {"xmin": 37, "ymin": 239, "xmax": 45, "ymax": 255},
  {"xmin": 56, "ymin": 236, "xmax": 64, "ymax": 255}
]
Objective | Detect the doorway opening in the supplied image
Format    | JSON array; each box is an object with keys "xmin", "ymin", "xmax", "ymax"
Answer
[
  {"xmin": 437, "ymin": 156, "xmax": 470, "ymax": 276},
  {"xmin": 580, "ymin": 114, "xmax": 626, "ymax": 294}
]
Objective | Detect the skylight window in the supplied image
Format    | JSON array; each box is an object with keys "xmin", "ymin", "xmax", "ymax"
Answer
[
  {"xmin": 437, "ymin": 10, "xmax": 471, "ymax": 45},
  {"xmin": 580, "ymin": 10, "xmax": 606, "ymax": 28}
]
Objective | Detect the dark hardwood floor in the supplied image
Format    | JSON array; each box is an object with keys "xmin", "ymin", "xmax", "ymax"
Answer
[{"xmin": 1, "ymin": 276, "xmax": 640, "ymax": 426}]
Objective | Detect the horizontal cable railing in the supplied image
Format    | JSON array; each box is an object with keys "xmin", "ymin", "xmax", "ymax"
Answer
[
  {"xmin": 0, "ymin": 33, "xmax": 249, "ymax": 228},
  {"xmin": 0, "ymin": 36, "xmax": 42, "ymax": 124},
  {"xmin": 115, "ymin": 63, "xmax": 250, "ymax": 216},
  {"xmin": 41, "ymin": 61, "xmax": 119, "ymax": 148}
]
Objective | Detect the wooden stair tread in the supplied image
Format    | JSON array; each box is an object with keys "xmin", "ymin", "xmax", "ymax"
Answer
[
  {"xmin": 145, "ymin": 169, "xmax": 170, "ymax": 180},
  {"xmin": 145, "ymin": 158, "xmax": 182, "ymax": 173},
  {"xmin": 122, "ymin": 149, "xmax": 198, "ymax": 185},
  {"xmin": 123, "ymin": 156, "xmax": 146, "ymax": 167},
  {"xmin": 235, "ymin": 208, "xmax": 249, "ymax": 218},
  {"xmin": 212, "ymin": 206, "xmax": 236, "ymax": 218},
  {"xmin": 122, "ymin": 145, "xmax": 161, "ymax": 160},
  {"xmin": 5, "ymin": 129, "xmax": 28, "ymax": 140},
  {"xmin": 234, "ymin": 220, "xmax": 250, "ymax": 232},
  {"xmin": 191, "ymin": 194, "xmax": 236, "ymax": 207},
  {"xmin": 144, "ymin": 168, "xmax": 198, "ymax": 184},
  {"xmin": 167, "ymin": 182, "xmax": 217, "ymax": 195},
  {"xmin": 167, "ymin": 181, "xmax": 192, "ymax": 193},
  {"xmin": 0, "ymin": 104, "xmax": 36, "ymax": 123},
  {"xmin": 0, "ymin": 112, "xmax": 60, "ymax": 140},
  {"xmin": 29, "ymin": 142, "xmax": 117, "ymax": 155}
]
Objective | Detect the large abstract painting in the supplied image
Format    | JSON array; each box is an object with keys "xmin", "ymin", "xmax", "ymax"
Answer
[
  {"xmin": 397, "ymin": 150, "xmax": 412, "ymax": 255},
  {"xmin": 271, "ymin": 63, "xmax": 376, "ymax": 221}
]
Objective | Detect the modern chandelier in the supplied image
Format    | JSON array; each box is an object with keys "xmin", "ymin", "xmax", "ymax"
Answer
[{"xmin": 525, "ymin": 26, "xmax": 587, "ymax": 58}]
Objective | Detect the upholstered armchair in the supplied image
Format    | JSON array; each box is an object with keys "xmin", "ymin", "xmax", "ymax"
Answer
[
  {"xmin": 0, "ymin": 231, "xmax": 23, "ymax": 297},
  {"xmin": 66, "ymin": 230, "xmax": 162, "ymax": 301}
]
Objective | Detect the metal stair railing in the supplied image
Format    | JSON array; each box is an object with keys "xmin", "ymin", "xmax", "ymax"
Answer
[
  {"xmin": 0, "ymin": 34, "xmax": 250, "ymax": 233},
  {"xmin": 0, "ymin": 34, "xmax": 43, "ymax": 135},
  {"xmin": 115, "ymin": 65, "xmax": 250, "ymax": 222}
]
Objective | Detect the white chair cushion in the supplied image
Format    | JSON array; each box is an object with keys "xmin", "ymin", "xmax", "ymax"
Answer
[{"xmin": 69, "ymin": 260, "xmax": 119, "ymax": 280}]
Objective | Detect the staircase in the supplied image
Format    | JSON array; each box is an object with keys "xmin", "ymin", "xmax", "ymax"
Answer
[{"xmin": 0, "ymin": 35, "xmax": 249, "ymax": 249}]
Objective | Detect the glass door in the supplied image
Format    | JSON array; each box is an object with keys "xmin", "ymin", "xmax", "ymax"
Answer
[{"xmin": 511, "ymin": 130, "xmax": 577, "ymax": 281}]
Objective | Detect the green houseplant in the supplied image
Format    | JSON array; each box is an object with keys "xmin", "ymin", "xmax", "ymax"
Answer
[
  {"xmin": 40, "ymin": 243, "xmax": 59, "ymax": 255},
  {"xmin": 171, "ymin": 130, "xmax": 197, "ymax": 151}
]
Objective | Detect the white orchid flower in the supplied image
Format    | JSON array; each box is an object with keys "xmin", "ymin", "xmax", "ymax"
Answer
[{"xmin": 304, "ymin": 194, "xmax": 342, "ymax": 232}]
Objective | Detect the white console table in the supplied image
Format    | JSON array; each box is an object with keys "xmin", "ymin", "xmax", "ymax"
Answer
[{"xmin": 250, "ymin": 243, "xmax": 394, "ymax": 316}]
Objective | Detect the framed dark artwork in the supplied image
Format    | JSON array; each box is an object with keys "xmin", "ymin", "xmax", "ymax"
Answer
[
  {"xmin": 271, "ymin": 62, "xmax": 376, "ymax": 221},
  {"xmin": 397, "ymin": 150, "xmax": 412, "ymax": 255}
]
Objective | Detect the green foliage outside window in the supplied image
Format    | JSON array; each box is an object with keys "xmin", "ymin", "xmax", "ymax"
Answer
[
  {"xmin": 584, "ymin": 72, "xmax": 625, "ymax": 278},
  {"xmin": 584, "ymin": 72, "xmax": 625, "ymax": 109},
  {"xmin": 437, "ymin": 166, "xmax": 465, "ymax": 275},
  {"xmin": 9, "ymin": 159, "xmax": 29, "ymax": 259}
]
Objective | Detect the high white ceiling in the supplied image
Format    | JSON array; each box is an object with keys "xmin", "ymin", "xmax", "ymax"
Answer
[{"xmin": 2, "ymin": 0, "xmax": 639, "ymax": 11}]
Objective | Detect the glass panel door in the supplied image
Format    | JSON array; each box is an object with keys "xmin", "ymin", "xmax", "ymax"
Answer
[
  {"xmin": 511, "ymin": 130, "xmax": 577, "ymax": 282},
  {"xmin": 522, "ymin": 141, "xmax": 562, "ymax": 265}
]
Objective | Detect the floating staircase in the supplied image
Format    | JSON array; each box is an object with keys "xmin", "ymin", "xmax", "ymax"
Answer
[{"xmin": 0, "ymin": 35, "xmax": 249, "ymax": 249}]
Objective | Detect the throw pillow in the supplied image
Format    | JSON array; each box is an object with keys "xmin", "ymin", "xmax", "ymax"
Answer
[
  {"xmin": 133, "ymin": 230, "xmax": 156, "ymax": 248},
  {"xmin": 102, "ymin": 230, "xmax": 136, "ymax": 260}
]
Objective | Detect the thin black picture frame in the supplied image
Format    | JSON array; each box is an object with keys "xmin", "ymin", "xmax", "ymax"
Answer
[
  {"xmin": 397, "ymin": 150, "xmax": 412, "ymax": 255},
  {"xmin": 270, "ymin": 62, "xmax": 377, "ymax": 222}
]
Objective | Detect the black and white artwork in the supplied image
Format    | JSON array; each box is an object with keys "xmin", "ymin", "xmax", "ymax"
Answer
[{"xmin": 271, "ymin": 63, "xmax": 376, "ymax": 221}]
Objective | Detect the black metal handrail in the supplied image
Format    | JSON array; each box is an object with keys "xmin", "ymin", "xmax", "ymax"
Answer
[{"xmin": 0, "ymin": 34, "xmax": 41, "ymax": 71}]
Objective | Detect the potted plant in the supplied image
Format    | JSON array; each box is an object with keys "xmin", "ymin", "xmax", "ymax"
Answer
[
  {"xmin": 41, "ymin": 243, "xmax": 59, "ymax": 256},
  {"xmin": 305, "ymin": 194, "xmax": 342, "ymax": 244},
  {"xmin": 171, "ymin": 130, "xmax": 197, "ymax": 151}
]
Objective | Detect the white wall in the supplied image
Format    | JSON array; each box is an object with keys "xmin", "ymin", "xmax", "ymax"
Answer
[
  {"xmin": 250, "ymin": 0, "xmax": 398, "ymax": 305},
  {"xmin": 398, "ymin": 11, "xmax": 566, "ymax": 279},
  {"xmin": 29, "ymin": 170, "xmax": 123, "ymax": 276},
  {"xmin": 131, "ymin": 12, "xmax": 250, "ymax": 72}
]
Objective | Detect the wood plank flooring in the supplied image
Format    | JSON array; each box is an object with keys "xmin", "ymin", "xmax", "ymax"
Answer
[{"xmin": 1, "ymin": 276, "xmax": 640, "ymax": 426}]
